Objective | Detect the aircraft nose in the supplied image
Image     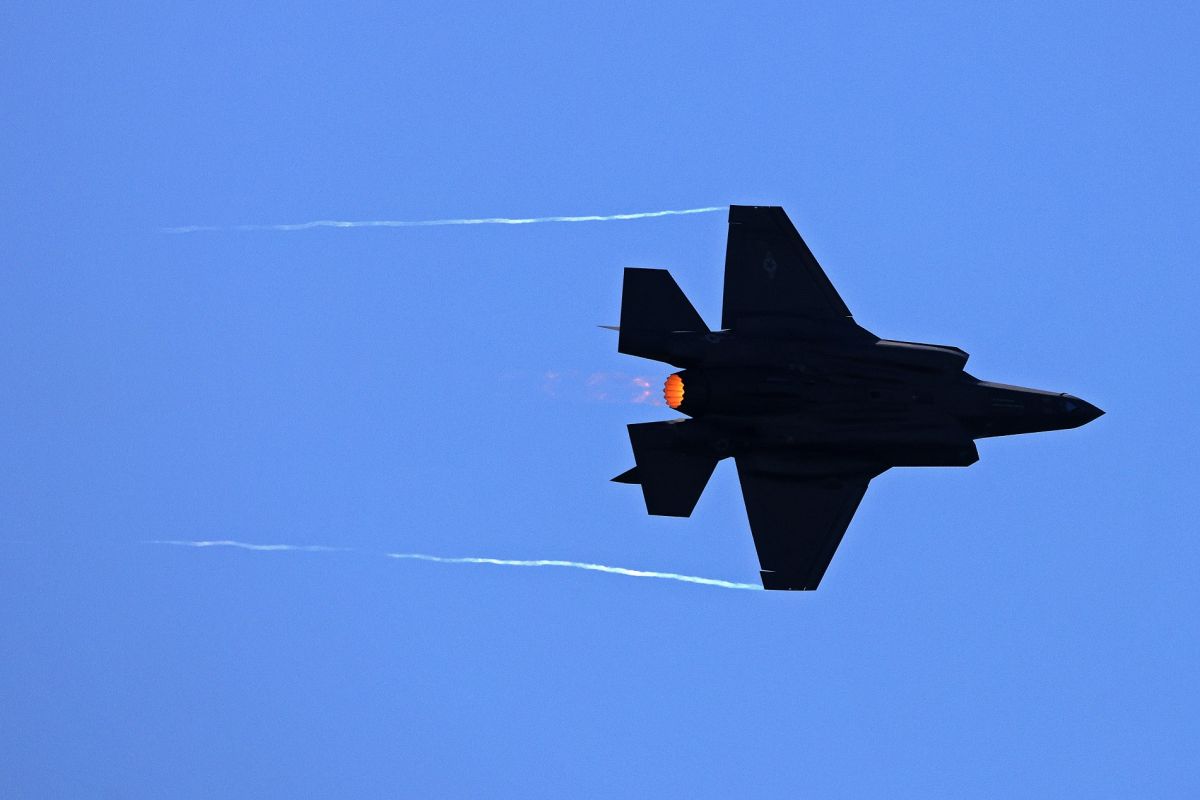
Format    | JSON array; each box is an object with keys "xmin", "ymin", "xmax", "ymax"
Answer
[
  {"xmin": 1079, "ymin": 400, "xmax": 1104, "ymax": 424},
  {"xmin": 1063, "ymin": 395, "xmax": 1104, "ymax": 425}
]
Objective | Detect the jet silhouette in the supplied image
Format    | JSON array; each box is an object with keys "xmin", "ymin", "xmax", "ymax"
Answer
[{"xmin": 612, "ymin": 205, "xmax": 1102, "ymax": 590}]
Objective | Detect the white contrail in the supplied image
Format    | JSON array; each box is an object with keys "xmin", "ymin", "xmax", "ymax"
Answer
[
  {"xmin": 147, "ymin": 539, "xmax": 349, "ymax": 552},
  {"xmin": 146, "ymin": 539, "xmax": 759, "ymax": 591},
  {"xmin": 386, "ymin": 552, "xmax": 760, "ymax": 590},
  {"xmin": 162, "ymin": 206, "xmax": 726, "ymax": 233}
]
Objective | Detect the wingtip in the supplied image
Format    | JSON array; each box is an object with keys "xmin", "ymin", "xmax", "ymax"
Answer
[
  {"xmin": 611, "ymin": 467, "xmax": 640, "ymax": 484},
  {"xmin": 598, "ymin": 325, "xmax": 620, "ymax": 331}
]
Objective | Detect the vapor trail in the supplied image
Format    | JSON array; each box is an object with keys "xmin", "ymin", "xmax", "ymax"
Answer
[
  {"xmin": 163, "ymin": 206, "xmax": 726, "ymax": 234},
  {"xmin": 385, "ymin": 552, "xmax": 760, "ymax": 590},
  {"xmin": 147, "ymin": 539, "xmax": 348, "ymax": 552},
  {"xmin": 146, "ymin": 539, "xmax": 759, "ymax": 591}
]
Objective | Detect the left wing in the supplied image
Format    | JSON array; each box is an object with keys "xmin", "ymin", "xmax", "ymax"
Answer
[
  {"xmin": 735, "ymin": 455, "xmax": 886, "ymax": 590},
  {"xmin": 722, "ymin": 205, "xmax": 856, "ymax": 330}
]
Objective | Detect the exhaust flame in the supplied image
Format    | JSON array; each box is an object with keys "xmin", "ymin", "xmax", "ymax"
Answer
[
  {"xmin": 664, "ymin": 373, "xmax": 685, "ymax": 409},
  {"xmin": 534, "ymin": 370, "xmax": 662, "ymax": 404}
]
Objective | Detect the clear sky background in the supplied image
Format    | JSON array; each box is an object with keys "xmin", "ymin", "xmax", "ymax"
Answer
[{"xmin": 2, "ymin": 3, "xmax": 1197, "ymax": 797}]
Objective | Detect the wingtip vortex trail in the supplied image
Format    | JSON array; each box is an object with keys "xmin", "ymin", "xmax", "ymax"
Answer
[
  {"xmin": 385, "ymin": 552, "xmax": 761, "ymax": 590},
  {"xmin": 145, "ymin": 539, "xmax": 759, "ymax": 591},
  {"xmin": 161, "ymin": 206, "xmax": 727, "ymax": 234},
  {"xmin": 145, "ymin": 539, "xmax": 350, "ymax": 553}
]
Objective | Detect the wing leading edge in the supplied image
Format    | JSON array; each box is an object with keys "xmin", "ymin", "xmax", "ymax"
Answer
[{"xmin": 735, "ymin": 456, "xmax": 886, "ymax": 590}]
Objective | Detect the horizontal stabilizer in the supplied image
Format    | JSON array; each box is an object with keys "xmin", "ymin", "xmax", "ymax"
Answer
[
  {"xmin": 627, "ymin": 422, "xmax": 717, "ymax": 517},
  {"xmin": 620, "ymin": 268, "xmax": 707, "ymax": 333},
  {"xmin": 618, "ymin": 268, "xmax": 709, "ymax": 362}
]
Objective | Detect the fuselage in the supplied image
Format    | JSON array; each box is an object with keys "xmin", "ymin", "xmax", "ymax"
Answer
[{"xmin": 649, "ymin": 329, "xmax": 1102, "ymax": 468}]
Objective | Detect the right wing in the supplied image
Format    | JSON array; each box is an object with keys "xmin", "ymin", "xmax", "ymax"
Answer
[
  {"xmin": 722, "ymin": 205, "xmax": 856, "ymax": 330},
  {"xmin": 735, "ymin": 455, "xmax": 885, "ymax": 590}
]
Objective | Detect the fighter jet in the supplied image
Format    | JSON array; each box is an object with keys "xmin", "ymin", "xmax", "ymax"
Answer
[{"xmin": 611, "ymin": 205, "xmax": 1102, "ymax": 591}]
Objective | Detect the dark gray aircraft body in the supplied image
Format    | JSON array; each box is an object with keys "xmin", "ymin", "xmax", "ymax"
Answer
[{"xmin": 612, "ymin": 205, "xmax": 1102, "ymax": 590}]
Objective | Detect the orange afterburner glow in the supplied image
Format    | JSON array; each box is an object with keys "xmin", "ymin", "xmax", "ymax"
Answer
[{"xmin": 664, "ymin": 374, "xmax": 685, "ymax": 409}]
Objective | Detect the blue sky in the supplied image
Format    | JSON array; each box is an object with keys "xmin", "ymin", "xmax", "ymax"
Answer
[{"xmin": 2, "ymin": 3, "xmax": 1197, "ymax": 797}]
